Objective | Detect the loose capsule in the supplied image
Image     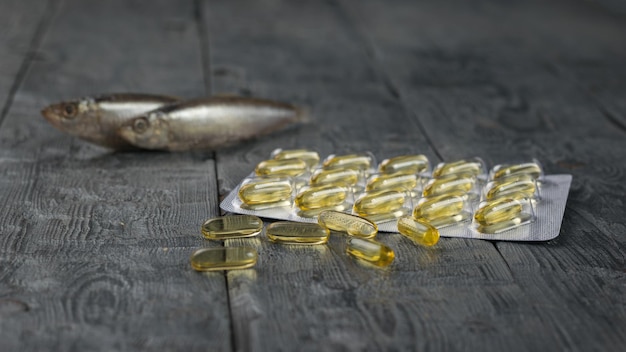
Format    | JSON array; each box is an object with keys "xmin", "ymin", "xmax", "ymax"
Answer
[
  {"xmin": 422, "ymin": 173, "xmax": 476, "ymax": 197},
  {"xmin": 492, "ymin": 162, "xmax": 542, "ymax": 180},
  {"xmin": 255, "ymin": 158, "xmax": 308, "ymax": 177},
  {"xmin": 238, "ymin": 177, "xmax": 292, "ymax": 205},
  {"xmin": 201, "ymin": 215, "xmax": 263, "ymax": 240},
  {"xmin": 378, "ymin": 154, "xmax": 429, "ymax": 175},
  {"xmin": 476, "ymin": 213, "xmax": 534, "ymax": 234},
  {"xmin": 266, "ymin": 222, "xmax": 330, "ymax": 245},
  {"xmin": 318, "ymin": 210, "xmax": 378, "ymax": 238},
  {"xmin": 413, "ymin": 192, "xmax": 467, "ymax": 220},
  {"xmin": 272, "ymin": 149, "xmax": 320, "ymax": 169},
  {"xmin": 366, "ymin": 173, "xmax": 419, "ymax": 192},
  {"xmin": 295, "ymin": 184, "xmax": 348, "ymax": 211},
  {"xmin": 485, "ymin": 177, "xmax": 537, "ymax": 200},
  {"xmin": 346, "ymin": 238, "xmax": 394, "ymax": 267},
  {"xmin": 323, "ymin": 154, "xmax": 372, "ymax": 171},
  {"xmin": 432, "ymin": 158, "xmax": 484, "ymax": 178},
  {"xmin": 310, "ymin": 168, "xmax": 360, "ymax": 187},
  {"xmin": 397, "ymin": 216, "xmax": 440, "ymax": 246},
  {"xmin": 474, "ymin": 197, "xmax": 524, "ymax": 226},
  {"xmin": 190, "ymin": 247, "xmax": 257, "ymax": 271},
  {"xmin": 353, "ymin": 190, "xmax": 406, "ymax": 216}
]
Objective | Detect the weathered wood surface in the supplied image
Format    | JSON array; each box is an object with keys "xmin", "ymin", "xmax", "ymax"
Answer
[
  {"xmin": 0, "ymin": 0, "xmax": 230, "ymax": 351},
  {"xmin": 207, "ymin": 0, "xmax": 626, "ymax": 350},
  {"xmin": 0, "ymin": 0, "xmax": 624, "ymax": 351},
  {"xmin": 0, "ymin": 0, "xmax": 51, "ymax": 125}
]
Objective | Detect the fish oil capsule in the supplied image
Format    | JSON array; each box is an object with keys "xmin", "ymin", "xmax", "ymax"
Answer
[
  {"xmin": 353, "ymin": 190, "xmax": 406, "ymax": 216},
  {"xmin": 422, "ymin": 173, "xmax": 476, "ymax": 197},
  {"xmin": 318, "ymin": 210, "xmax": 378, "ymax": 238},
  {"xmin": 202, "ymin": 215, "xmax": 263, "ymax": 240},
  {"xmin": 310, "ymin": 168, "xmax": 360, "ymax": 187},
  {"xmin": 272, "ymin": 148, "xmax": 320, "ymax": 169},
  {"xmin": 475, "ymin": 213, "xmax": 534, "ymax": 234},
  {"xmin": 190, "ymin": 247, "xmax": 258, "ymax": 271},
  {"xmin": 366, "ymin": 173, "xmax": 419, "ymax": 193},
  {"xmin": 492, "ymin": 162, "xmax": 542, "ymax": 180},
  {"xmin": 295, "ymin": 184, "xmax": 348, "ymax": 211},
  {"xmin": 238, "ymin": 177, "xmax": 292, "ymax": 205},
  {"xmin": 378, "ymin": 154, "xmax": 429, "ymax": 175},
  {"xmin": 413, "ymin": 192, "xmax": 467, "ymax": 220},
  {"xmin": 397, "ymin": 216, "xmax": 440, "ymax": 247},
  {"xmin": 432, "ymin": 158, "xmax": 484, "ymax": 178},
  {"xmin": 266, "ymin": 222, "xmax": 330, "ymax": 245},
  {"xmin": 255, "ymin": 158, "xmax": 308, "ymax": 177},
  {"xmin": 365, "ymin": 209, "xmax": 410, "ymax": 224},
  {"xmin": 485, "ymin": 176, "xmax": 538, "ymax": 200},
  {"xmin": 346, "ymin": 238, "xmax": 394, "ymax": 267},
  {"xmin": 323, "ymin": 154, "xmax": 373, "ymax": 171},
  {"xmin": 474, "ymin": 197, "xmax": 524, "ymax": 226}
]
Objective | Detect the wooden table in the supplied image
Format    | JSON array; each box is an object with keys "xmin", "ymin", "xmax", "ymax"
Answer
[{"xmin": 1, "ymin": 0, "xmax": 624, "ymax": 350}]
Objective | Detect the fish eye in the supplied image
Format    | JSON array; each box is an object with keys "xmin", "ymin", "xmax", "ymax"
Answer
[
  {"xmin": 62, "ymin": 103, "xmax": 78, "ymax": 119},
  {"xmin": 133, "ymin": 117, "xmax": 150, "ymax": 134}
]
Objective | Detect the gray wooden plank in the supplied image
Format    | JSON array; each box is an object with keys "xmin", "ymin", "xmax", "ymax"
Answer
[
  {"xmin": 0, "ymin": 0, "xmax": 230, "ymax": 350},
  {"xmin": 204, "ymin": 0, "xmax": 438, "ymax": 194},
  {"xmin": 201, "ymin": 0, "xmax": 582, "ymax": 350},
  {"xmin": 0, "ymin": 0, "xmax": 51, "ymax": 125},
  {"xmin": 339, "ymin": 0, "xmax": 626, "ymax": 349}
]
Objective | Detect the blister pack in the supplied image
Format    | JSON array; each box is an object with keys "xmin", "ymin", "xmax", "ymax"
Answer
[{"xmin": 220, "ymin": 149, "xmax": 572, "ymax": 242}]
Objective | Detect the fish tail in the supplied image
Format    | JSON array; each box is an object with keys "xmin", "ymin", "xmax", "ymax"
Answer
[{"xmin": 294, "ymin": 106, "xmax": 312, "ymax": 124}]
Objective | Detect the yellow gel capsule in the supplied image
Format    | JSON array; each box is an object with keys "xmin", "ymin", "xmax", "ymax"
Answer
[
  {"xmin": 428, "ymin": 212, "xmax": 471, "ymax": 228},
  {"xmin": 474, "ymin": 197, "xmax": 524, "ymax": 226},
  {"xmin": 476, "ymin": 213, "xmax": 533, "ymax": 234},
  {"xmin": 353, "ymin": 190, "xmax": 406, "ymax": 216},
  {"xmin": 255, "ymin": 158, "xmax": 308, "ymax": 177},
  {"xmin": 201, "ymin": 215, "xmax": 263, "ymax": 240},
  {"xmin": 397, "ymin": 216, "xmax": 440, "ymax": 246},
  {"xmin": 365, "ymin": 208, "xmax": 409, "ymax": 224},
  {"xmin": 190, "ymin": 247, "xmax": 257, "ymax": 271},
  {"xmin": 346, "ymin": 238, "xmax": 394, "ymax": 267},
  {"xmin": 266, "ymin": 222, "xmax": 330, "ymax": 245},
  {"xmin": 323, "ymin": 154, "xmax": 372, "ymax": 171},
  {"xmin": 422, "ymin": 173, "xmax": 476, "ymax": 197},
  {"xmin": 432, "ymin": 159, "xmax": 483, "ymax": 178},
  {"xmin": 366, "ymin": 173, "xmax": 419, "ymax": 192},
  {"xmin": 492, "ymin": 162, "xmax": 542, "ymax": 180},
  {"xmin": 273, "ymin": 149, "xmax": 320, "ymax": 168},
  {"xmin": 238, "ymin": 177, "xmax": 292, "ymax": 205},
  {"xmin": 318, "ymin": 210, "xmax": 378, "ymax": 238},
  {"xmin": 486, "ymin": 178, "xmax": 537, "ymax": 200},
  {"xmin": 378, "ymin": 154, "xmax": 429, "ymax": 174},
  {"xmin": 295, "ymin": 184, "xmax": 347, "ymax": 211},
  {"xmin": 310, "ymin": 168, "xmax": 360, "ymax": 187},
  {"xmin": 413, "ymin": 193, "xmax": 466, "ymax": 220}
]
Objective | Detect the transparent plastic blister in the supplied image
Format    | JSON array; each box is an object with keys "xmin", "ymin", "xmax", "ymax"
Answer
[
  {"xmin": 413, "ymin": 192, "xmax": 473, "ymax": 229},
  {"xmin": 353, "ymin": 189, "xmax": 414, "ymax": 224},
  {"xmin": 221, "ymin": 150, "xmax": 572, "ymax": 242},
  {"xmin": 472, "ymin": 195, "xmax": 536, "ymax": 234},
  {"xmin": 489, "ymin": 158, "xmax": 544, "ymax": 182},
  {"xmin": 294, "ymin": 183, "xmax": 354, "ymax": 217}
]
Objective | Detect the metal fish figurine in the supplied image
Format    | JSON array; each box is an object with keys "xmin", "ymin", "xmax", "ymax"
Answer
[
  {"xmin": 117, "ymin": 96, "xmax": 307, "ymax": 151},
  {"xmin": 41, "ymin": 93, "xmax": 180, "ymax": 149}
]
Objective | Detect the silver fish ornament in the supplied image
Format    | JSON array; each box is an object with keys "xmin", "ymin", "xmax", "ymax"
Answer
[
  {"xmin": 117, "ymin": 96, "xmax": 307, "ymax": 151},
  {"xmin": 41, "ymin": 93, "xmax": 180, "ymax": 149}
]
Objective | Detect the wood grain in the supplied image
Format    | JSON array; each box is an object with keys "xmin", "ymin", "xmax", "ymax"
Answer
[
  {"xmin": 1, "ymin": 0, "xmax": 624, "ymax": 350},
  {"xmin": 340, "ymin": 0, "xmax": 626, "ymax": 349},
  {"xmin": 200, "ymin": 0, "xmax": 590, "ymax": 350},
  {"xmin": 0, "ymin": 0, "xmax": 51, "ymax": 126},
  {"xmin": 0, "ymin": 0, "xmax": 230, "ymax": 350}
]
